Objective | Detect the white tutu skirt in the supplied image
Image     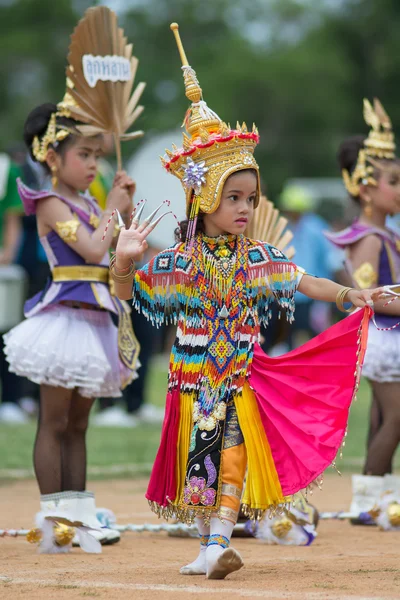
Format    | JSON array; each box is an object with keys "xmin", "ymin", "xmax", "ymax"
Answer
[
  {"xmin": 362, "ymin": 321, "xmax": 400, "ymax": 383},
  {"xmin": 4, "ymin": 305, "xmax": 137, "ymax": 397}
]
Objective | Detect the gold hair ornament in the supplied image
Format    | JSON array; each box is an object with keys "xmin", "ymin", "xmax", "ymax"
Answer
[
  {"xmin": 342, "ymin": 98, "xmax": 396, "ymax": 197},
  {"xmin": 31, "ymin": 113, "xmax": 71, "ymax": 163}
]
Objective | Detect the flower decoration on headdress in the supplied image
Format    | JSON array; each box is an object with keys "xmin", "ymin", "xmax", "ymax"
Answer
[
  {"xmin": 342, "ymin": 98, "xmax": 396, "ymax": 197},
  {"xmin": 161, "ymin": 23, "xmax": 261, "ymax": 251},
  {"xmin": 181, "ymin": 158, "xmax": 208, "ymax": 192}
]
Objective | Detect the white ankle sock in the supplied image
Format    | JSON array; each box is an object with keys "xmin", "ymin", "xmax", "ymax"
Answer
[
  {"xmin": 180, "ymin": 518, "xmax": 210, "ymax": 575},
  {"xmin": 206, "ymin": 515, "xmax": 235, "ymax": 566},
  {"xmin": 206, "ymin": 515, "xmax": 243, "ymax": 579}
]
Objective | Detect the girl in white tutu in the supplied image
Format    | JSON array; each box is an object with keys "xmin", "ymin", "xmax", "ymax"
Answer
[
  {"xmin": 3, "ymin": 99, "xmax": 140, "ymax": 552},
  {"xmin": 326, "ymin": 99, "xmax": 400, "ymax": 521}
]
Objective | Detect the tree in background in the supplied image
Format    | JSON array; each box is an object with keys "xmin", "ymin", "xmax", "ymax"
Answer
[{"xmin": 2, "ymin": 0, "xmax": 400, "ymax": 198}]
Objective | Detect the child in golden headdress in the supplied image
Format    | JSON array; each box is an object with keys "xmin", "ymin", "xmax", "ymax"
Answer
[
  {"xmin": 112, "ymin": 24, "xmax": 386, "ymax": 579},
  {"xmin": 326, "ymin": 99, "xmax": 400, "ymax": 523}
]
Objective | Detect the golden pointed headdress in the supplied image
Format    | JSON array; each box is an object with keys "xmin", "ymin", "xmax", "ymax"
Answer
[
  {"xmin": 162, "ymin": 23, "xmax": 260, "ymax": 217},
  {"xmin": 31, "ymin": 82, "xmax": 77, "ymax": 163},
  {"xmin": 342, "ymin": 98, "xmax": 396, "ymax": 196}
]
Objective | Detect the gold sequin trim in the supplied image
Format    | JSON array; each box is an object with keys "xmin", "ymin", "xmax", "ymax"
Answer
[
  {"xmin": 217, "ymin": 506, "xmax": 238, "ymax": 523},
  {"xmin": 221, "ymin": 484, "xmax": 242, "ymax": 499}
]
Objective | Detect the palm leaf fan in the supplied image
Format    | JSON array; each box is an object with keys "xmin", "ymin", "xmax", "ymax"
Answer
[
  {"xmin": 246, "ymin": 196, "xmax": 295, "ymax": 259},
  {"xmin": 65, "ymin": 6, "xmax": 145, "ymax": 169}
]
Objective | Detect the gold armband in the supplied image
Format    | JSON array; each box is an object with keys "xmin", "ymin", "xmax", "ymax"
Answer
[
  {"xmin": 336, "ymin": 286, "xmax": 355, "ymax": 313},
  {"xmin": 55, "ymin": 214, "xmax": 81, "ymax": 243},
  {"xmin": 353, "ymin": 262, "xmax": 378, "ymax": 289},
  {"xmin": 109, "ymin": 254, "xmax": 135, "ymax": 283},
  {"xmin": 89, "ymin": 213, "xmax": 100, "ymax": 229}
]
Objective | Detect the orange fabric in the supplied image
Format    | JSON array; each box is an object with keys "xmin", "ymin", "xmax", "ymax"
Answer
[{"xmin": 220, "ymin": 443, "xmax": 247, "ymax": 512}]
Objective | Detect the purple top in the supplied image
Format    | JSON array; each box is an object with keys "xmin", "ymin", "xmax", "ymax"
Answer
[
  {"xmin": 326, "ymin": 221, "xmax": 400, "ymax": 329},
  {"xmin": 17, "ymin": 179, "xmax": 117, "ymax": 317}
]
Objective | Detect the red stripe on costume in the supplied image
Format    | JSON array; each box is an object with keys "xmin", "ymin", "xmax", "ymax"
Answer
[{"xmin": 146, "ymin": 387, "xmax": 180, "ymax": 507}]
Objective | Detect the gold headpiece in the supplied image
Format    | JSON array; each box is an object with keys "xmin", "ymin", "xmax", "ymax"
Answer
[
  {"xmin": 31, "ymin": 78, "xmax": 78, "ymax": 163},
  {"xmin": 162, "ymin": 23, "xmax": 260, "ymax": 217},
  {"xmin": 31, "ymin": 112, "xmax": 71, "ymax": 163},
  {"xmin": 342, "ymin": 98, "xmax": 396, "ymax": 196}
]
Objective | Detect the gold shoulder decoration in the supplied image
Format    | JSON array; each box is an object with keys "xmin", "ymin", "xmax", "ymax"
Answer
[
  {"xmin": 55, "ymin": 213, "xmax": 81, "ymax": 243},
  {"xmin": 353, "ymin": 262, "xmax": 378, "ymax": 289},
  {"xmin": 89, "ymin": 213, "xmax": 100, "ymax": 230},
  {"xmin": 342, "ymin": 98, "xmax": 396, "ymax": 197}
]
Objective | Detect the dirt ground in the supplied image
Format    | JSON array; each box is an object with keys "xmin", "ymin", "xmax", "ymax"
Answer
[{"xmin": 0, "ymin": 474, "xmax": 399, "ymax": 600}]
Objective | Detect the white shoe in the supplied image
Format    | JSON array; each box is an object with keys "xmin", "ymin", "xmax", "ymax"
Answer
[
  {"xmin": 72, "ymin": 493, "xmax": 120, "ymax": 547},
  {"xmin": 72, "ymin": 527, "xmax": 120, "ymax": 546},
  {"xmin": 383, "ymin": 474, "xmax": 400, "ymax": 495},
  {"xmin": 37, "ymin": 492, "xmax": 101, "ymax": 554},
  {"xmin": 349, "ymin": 475, "xmax": 383, "ymax": 523},
  {"xmin": 135, "ymin": 404, "xmax": 164, "ymax": 424},
  {"xmin": 0, "ymin": 402, "xmax": 29, "ymax": 424},
  {"xmin": 92, "ymin": 406, "xmax": 138, "ymax": 427}
]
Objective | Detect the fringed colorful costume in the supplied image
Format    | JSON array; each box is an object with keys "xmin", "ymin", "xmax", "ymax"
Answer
[
  {"xmin": 130, "ymin": 25, "xmax": 371, "ymax": 529},
  {"xmin": 137, "ymin": 235, "xmax": 370, "ymax": 523}
]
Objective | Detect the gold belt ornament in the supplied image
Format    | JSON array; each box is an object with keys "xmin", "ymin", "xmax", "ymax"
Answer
[
  {"xmin": 52, "ymin": 265, "xmax": 109, "ymax": 283},
  {"xmin": 51, "ymin": 265, "xmax": 139, "ymax": 376}
]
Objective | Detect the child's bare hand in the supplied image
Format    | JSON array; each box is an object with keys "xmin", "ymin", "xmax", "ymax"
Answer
[{"xmin": 346, "ymin": 287, "xmax": 386, "ymax": 308}]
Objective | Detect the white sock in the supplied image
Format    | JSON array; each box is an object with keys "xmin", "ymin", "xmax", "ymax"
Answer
[
  {"xmin": 206, "ymin": 515, "xmax": 236, "ymax": 566},
  {"xmin": 180, "ymin": 518, "xmax": 210, "ymax": 575}
]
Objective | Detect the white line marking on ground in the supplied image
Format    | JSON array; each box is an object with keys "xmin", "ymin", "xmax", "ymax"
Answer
[{"xmin": 0, "ymin": 576, "xmax": 395, "ymax": 599}]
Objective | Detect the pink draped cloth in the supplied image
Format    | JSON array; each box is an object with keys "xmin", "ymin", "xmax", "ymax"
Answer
[
  {"xmin": 147, "ymin": 307, "xmax": 371, "ymax": 506},
  {"xmin": 250, "ymin": 307, "xmax": 370, "ymax": 495}
]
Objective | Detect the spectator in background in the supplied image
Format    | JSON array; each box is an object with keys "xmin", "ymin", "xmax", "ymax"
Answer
[
  {"xmin": 0, "ymin": 152, "xmax": 26, "ymax": 423},
  {"xmin": 278, "ymin": 185, "xmax": 344, "ymax": 350}
]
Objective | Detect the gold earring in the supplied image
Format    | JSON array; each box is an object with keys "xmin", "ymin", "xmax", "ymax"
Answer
[
  {"xmin": 363, "ymin": 196, "xmax": 373, "ymax": 218},
  {"xmin": 51, "ymin": 165, "xmax": 58, "ymax": 189}
]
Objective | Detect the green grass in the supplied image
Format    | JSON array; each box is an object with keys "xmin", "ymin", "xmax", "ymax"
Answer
[{"xmin": 0, "ymin": 366, "xmax": 398, "ymax": 479}]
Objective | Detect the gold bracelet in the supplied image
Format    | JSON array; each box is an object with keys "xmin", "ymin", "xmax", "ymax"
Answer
[
  {"xmin": 109, "ymin": 255, "xmax": 135, "ymax": 284},
  {"xmin": 336, "ymin": 286, "xmax": 355, "ymax": 313}
]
